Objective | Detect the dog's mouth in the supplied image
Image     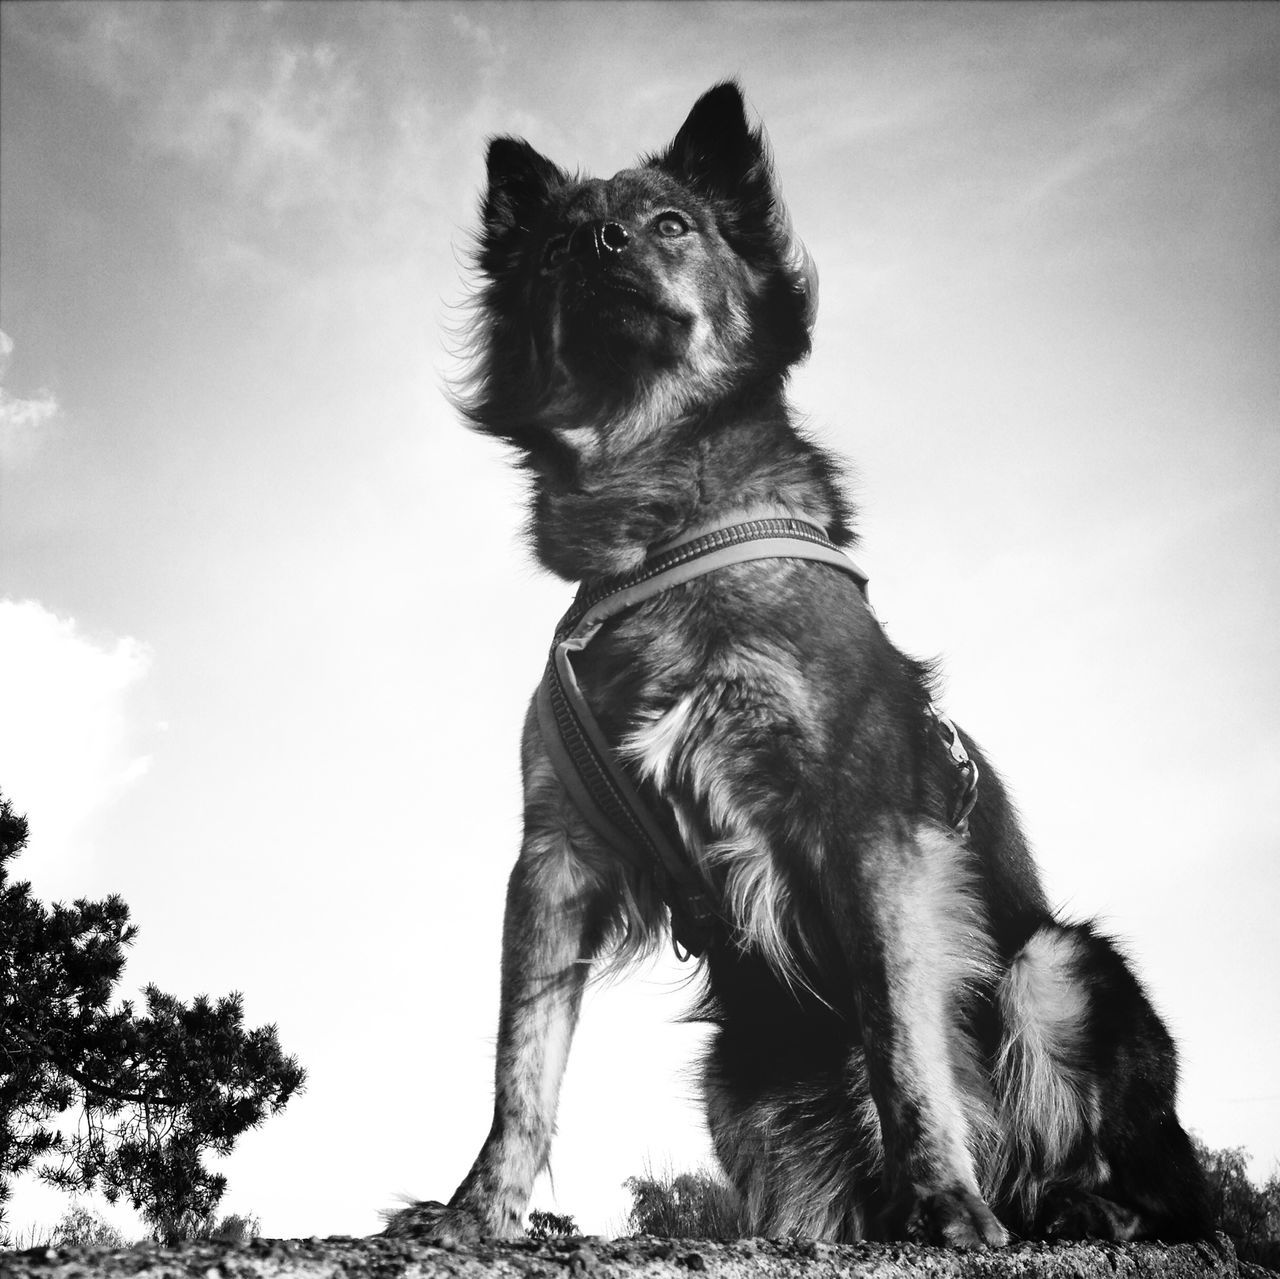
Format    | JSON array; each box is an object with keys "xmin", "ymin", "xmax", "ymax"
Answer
[
  {"xmin": 559, "ymin": 274, "xmax": 695, "ymax": 361},
  {"xmin": 576, "ymin": 273, "xmax": 691, "ymax": 326}
]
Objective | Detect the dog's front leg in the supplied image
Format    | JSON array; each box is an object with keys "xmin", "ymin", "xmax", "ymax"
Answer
[
  {"xmin": 440, "ymin": 841, "xmax": 599, "ymax": 1240},
  {"xmin": 386, "ymin": 715, "xmax": 614, "ymax": 1244},
  {"xmin": 853, "ymin": 820, "xmax": 1007, "ymax": 1248}
]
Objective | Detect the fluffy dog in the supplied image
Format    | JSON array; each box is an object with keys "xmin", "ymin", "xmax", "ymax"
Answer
[{"xmin": 392, "ymin": 82, "xmax": 1209, "ymax": 1248}]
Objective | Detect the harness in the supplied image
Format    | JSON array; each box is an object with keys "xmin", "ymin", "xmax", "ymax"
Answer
[{"xmin": 533, "ymin": 511, "xmax": 978, "ymax": 959}]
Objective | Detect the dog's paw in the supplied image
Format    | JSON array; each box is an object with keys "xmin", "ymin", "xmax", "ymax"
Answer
[
  {"xmin": 894, "ymin": 1187, "xmax": 1010, "ymax": 1248},
  {"xmin": 1037, "ymin": 1188, "xmax": 1143, "ymax": 1242},
  {"xmin": 380, "ymin": 1200, "xmax": 486, "ymax": 1246}
]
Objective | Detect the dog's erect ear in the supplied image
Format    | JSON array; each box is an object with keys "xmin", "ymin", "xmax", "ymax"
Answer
[
  {"xmin": 482, "ymin": 137, "xmax": 567, "ymax": 241},
  {"xmin": 653, "ymin": 82, "xmax": 818, "ymax": 334},
  {"xmin": 652, "ymin": 81, "xmax": 769, "ymax": 205}
]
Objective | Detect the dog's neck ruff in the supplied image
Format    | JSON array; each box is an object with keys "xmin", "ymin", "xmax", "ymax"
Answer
[{"xmin": 535, "ymin": 511, "xmax": 867, "ymax": 959}]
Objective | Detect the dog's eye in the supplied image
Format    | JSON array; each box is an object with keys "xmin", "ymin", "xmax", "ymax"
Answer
[{"xmin": 654, "ymin": 213, "xmax": 689, "ymax": 238}]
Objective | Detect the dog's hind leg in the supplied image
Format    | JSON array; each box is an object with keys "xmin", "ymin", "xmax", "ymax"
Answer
[
  {"xmin": 991, "ymin": 921, "xmax": 1211, "ymax": 1241},
  {"xmin": 834, "ymin": 821, "xmax": 1007, "ymax": 1247},
  {"xmin": 386, "ymin": 705, "xmax": 642, "ymax": 1243}
]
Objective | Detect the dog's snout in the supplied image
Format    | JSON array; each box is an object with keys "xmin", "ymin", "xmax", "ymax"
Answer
[{"xmin": 567, "ymin": 220, "xmax": 630, "ymax": 262}]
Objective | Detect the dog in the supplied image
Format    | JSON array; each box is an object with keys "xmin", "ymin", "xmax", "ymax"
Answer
[{"xmin": 389, "ymin": 81, "xmax": 1210, "ymax": 1248}]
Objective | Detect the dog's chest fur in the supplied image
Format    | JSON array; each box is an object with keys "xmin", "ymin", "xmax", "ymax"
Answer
[{"xmin": 571, "ymin": 556, "xmax": 916, "ymax": 978}]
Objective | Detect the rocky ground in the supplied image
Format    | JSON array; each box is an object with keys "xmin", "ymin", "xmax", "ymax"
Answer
[{"xmin": 0, "ymin": 1232, "xmax": 1268, "ymax": 1279}]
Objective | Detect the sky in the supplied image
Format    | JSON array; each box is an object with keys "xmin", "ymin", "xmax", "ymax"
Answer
[{"xmin": 1, "ymin": 0, "xmax": 1277, "ymax": 1244}]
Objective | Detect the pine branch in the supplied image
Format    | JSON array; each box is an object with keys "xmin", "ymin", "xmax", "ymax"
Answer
[{"xmin": 4, "ymin": 1024, "xmax": 185, "ymax": 1109}]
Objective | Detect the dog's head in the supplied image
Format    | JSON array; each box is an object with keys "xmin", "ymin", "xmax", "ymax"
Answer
[{"xmin": 460, "ymin": 82, "xmax": 815, "ymax": 460}]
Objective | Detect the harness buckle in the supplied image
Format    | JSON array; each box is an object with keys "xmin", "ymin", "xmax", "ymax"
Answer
[{"xmin": 928, "ymin": 706, "xmax": 981, "ymax": 834}]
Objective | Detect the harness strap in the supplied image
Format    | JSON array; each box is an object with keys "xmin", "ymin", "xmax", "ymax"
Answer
[{"xmin": 535, "ymin": 513, "xmax": 867, "ymax": 957}]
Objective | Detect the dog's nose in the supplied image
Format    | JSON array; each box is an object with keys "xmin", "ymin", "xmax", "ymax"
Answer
[
  {"xmin": 596, "ymin": 222, "xmax": 630, "ymax": 254},
  {"xmin": 567, "ymin": 220, "xmax": 630, "ymax": 261}
]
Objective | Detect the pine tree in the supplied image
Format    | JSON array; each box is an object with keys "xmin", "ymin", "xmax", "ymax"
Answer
[{"xmin": 0, "ymin": 791, "xmax": 304, "ymax": 1244}]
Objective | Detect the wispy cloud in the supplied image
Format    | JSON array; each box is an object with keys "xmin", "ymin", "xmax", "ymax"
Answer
[
  {"xmin": 450, "ymin": 8, "xmax": 502, "ymax": 67},
  {"xmin": 1008, "ymin": 57, "xmax": 1209, "ymax": 216},
  {"xmin": 10, "ymin": 6, "xmax": 366, "ymax": 271},
  {"xmin": 0, "ymin": 331, "xmax": 59, "ymax": 467},
  {"xmin": 150, "ymin": 42, "xmax": 362, "ymax": 217}
]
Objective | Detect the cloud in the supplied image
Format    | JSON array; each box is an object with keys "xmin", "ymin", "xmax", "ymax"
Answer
[
  {"xmin": 0, "ymin": 599, "xmax": 154, "ymax": 862},
  {"xmin": 0, "ymin": 331, "xmax": 59, "ymax": 467}
]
